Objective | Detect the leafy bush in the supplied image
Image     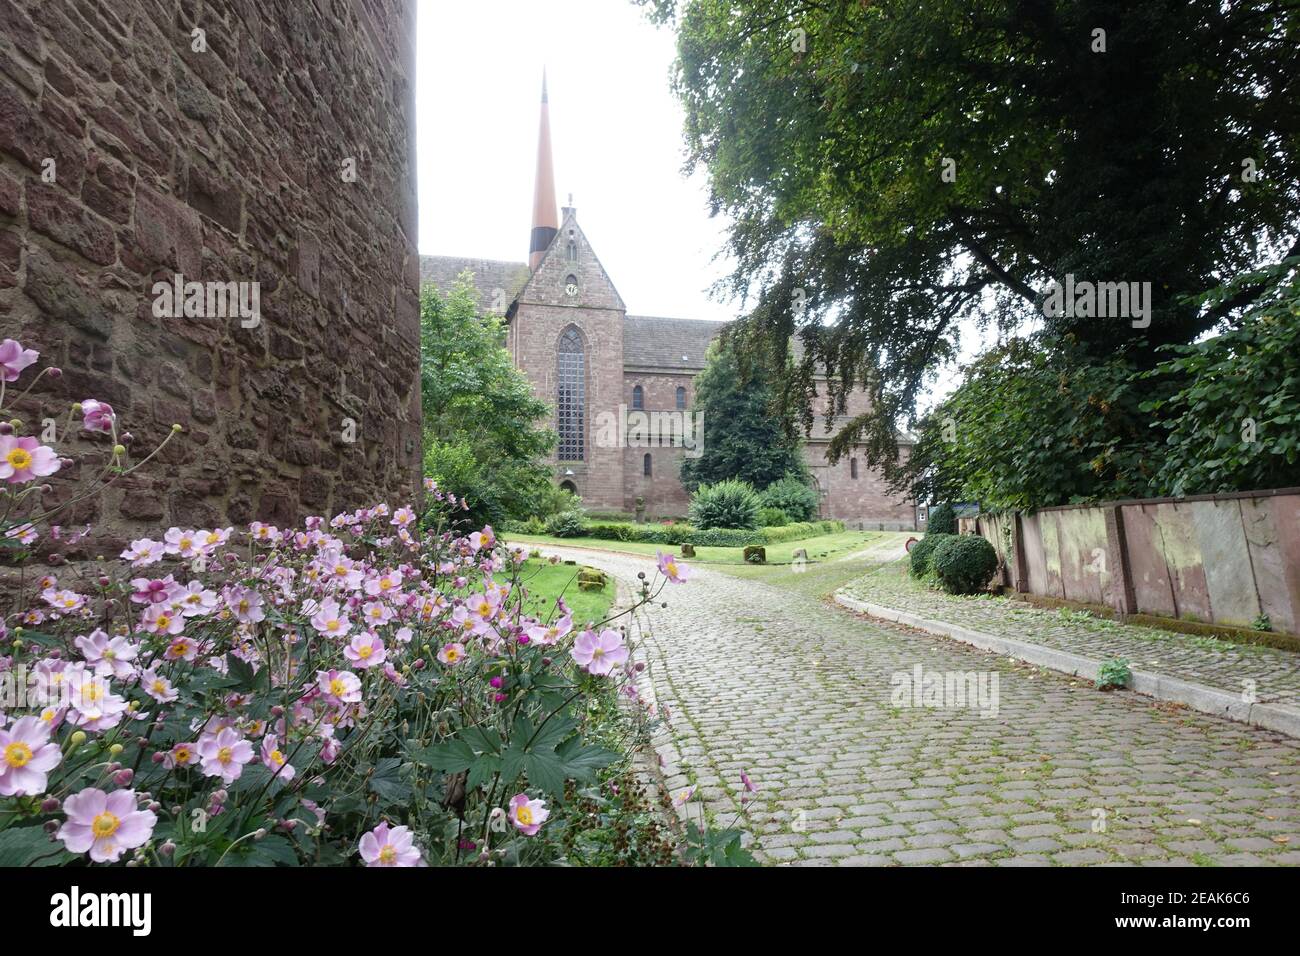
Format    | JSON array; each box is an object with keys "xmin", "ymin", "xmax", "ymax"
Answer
[
  {"xmin": 757, "ymin": 476, "xmax": 819, "ymax": 522},
  {"xmin": 757, "ymin": 506, "xmax": 790, "ymax": 527},
  {"xmin": 533, "ymin": 518, "xmax": 843, "ymax": 549},
  {"xmin": 420, "ymin": 281, "xmax": 556, "ymax": 526},
  {"xmin": 688, "ymin": 479, "xmax": 761, "ymax": 530},
  {"xmin": 0, "ymin": 336, "xmax": 712, "ymax": 869},
  {"xmin": 930, "ymin": 534, "xmax": 999, "ymax": 595},
  {"xmin": 899, "ymin": 336, "xmax": 1148, "ymax": 511},
  {"xmin": 1140, "ymin": 260, "xmax": 1300, "ymax": 496},
  {"xmin": 532, "ymin": 483, "xmax": 583, "ymax": 519},
  {"xmin": 927, "ymin": 502, "xmax": 957, "ymax": 535},
  {"xmin": 909, "ymin": 532, "xmax": 954, "ymax": 578},
  {"xmin": 1096, "ymin": 658, "xmax": 1132, "ymax": 691},
  {"xmin": 544, "ymin": 510, "xmax": 589, "ymax": 538}
]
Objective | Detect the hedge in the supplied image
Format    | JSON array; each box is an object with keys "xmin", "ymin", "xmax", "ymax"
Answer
[
  {"xmin": 909, "ymin": 532, "xmax": 955, "ymax": 578},
  {"xmin": 579, "ymin": 519, "xmax": 844, "ymax": 548}
]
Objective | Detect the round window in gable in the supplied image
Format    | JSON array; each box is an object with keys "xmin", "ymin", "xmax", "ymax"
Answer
[{"xmin": 564, "ymin": 275, "xmax": 578, "ymax": 297}]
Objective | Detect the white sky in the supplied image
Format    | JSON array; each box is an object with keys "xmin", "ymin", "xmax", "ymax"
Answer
[{"xmin": 415, "ymin": 0, "xmax": 737, "ymax": 323}]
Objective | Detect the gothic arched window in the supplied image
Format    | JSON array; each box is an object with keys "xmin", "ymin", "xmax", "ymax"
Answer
[
  {"xmin": 557, "ymin": 327, "xmax": 585, "ymax": 461},
  {"xmin": 675, "ymin": 386, "xmax": 686, "ymax": 409},
  {"xmin": 632, "ymin": 385, "xmax": 644, "ymax": 410},
  {"xmin": 566, "ymin": 240, "xmax": 577, "ymax": 262},
  {"xmin": 643, "ymin": 453, "xmax": 652, "ymax": 477},
  {"xmin": 850, "ymin": 457, "xmax": 859, "ymax": 479}
]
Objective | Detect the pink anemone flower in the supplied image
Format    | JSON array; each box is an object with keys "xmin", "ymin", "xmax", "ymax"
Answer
[{"xmin": 57, "ymin": 787, "xmax": 157, "ymax": 863}]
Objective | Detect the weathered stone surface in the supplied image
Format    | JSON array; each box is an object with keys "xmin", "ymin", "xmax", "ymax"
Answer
[
  {"xmin": 547, "ymin": 544, "xmax": 1300, "ymax": 867},
  {"xmin": 0, "ymin": 0, "xmax": 421, "ymax": 551}
]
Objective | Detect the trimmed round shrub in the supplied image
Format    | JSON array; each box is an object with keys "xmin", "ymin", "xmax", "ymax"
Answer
[
  {"xmin": 758, "ymin": 506, "xmax": 791, "ymax": 527},
  {"xmin": 544, "ymin": 510, "xmax": 588, "ymax": 538},
  {"xmin": 688, "ymin": 479, "xmax": 761, "ymax": 530},
  {"xmin": 758, "ymin": 476, "xmax": 820, "ymax": 522},
  {"xmin": 930, "ymin": 534, "xmax": 999, "ymax": 595},
  {"xmin": 927, "ymin": 502, "xmax": 957, "ymax": 535},
  {"xmin": 909, "ymin": 532, "xmax": 955, "ymax": 577}
]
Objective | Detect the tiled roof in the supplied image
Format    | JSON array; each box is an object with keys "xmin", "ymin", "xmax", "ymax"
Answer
[
  {"xmin": 419, "ymin": 256, "xmax": 530, "ymax": 315},
  {"xmin": 623, "ymin": 315, "xmax": 729, "ymax": 370}
]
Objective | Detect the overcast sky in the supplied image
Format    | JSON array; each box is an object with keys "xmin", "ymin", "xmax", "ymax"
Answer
[{"xmin": 415, "ymin": 0, "xmax": 737, "ymax": 323}]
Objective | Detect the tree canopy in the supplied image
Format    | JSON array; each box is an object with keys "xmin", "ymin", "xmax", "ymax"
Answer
[
  {"xmin": 679, "ymin": 340, "xmax": 809, "ymax": 491},
  {"xmin": 637, "ymin": 0, "xmax": 1300, "ymax": 489},
  {"xmin": 420, "ymin": 276, "xmax": 556, "ymax": 525}
]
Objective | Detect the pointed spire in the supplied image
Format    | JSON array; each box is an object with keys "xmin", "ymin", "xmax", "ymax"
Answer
[{"xmin": 529, "ymin": 68, "xmax": 559, "ymax": 271}]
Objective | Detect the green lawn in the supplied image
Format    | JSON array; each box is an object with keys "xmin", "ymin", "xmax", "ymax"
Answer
[
  {"xmin": 504, "ymin": 530, "xmax": 889, "ymax": 566},
  {"xmin": 512, "ymin": 557, "xmax": 615, "ymax": 627}
]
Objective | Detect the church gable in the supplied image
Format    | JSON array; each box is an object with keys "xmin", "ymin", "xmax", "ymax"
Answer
[{"xmin": 515, "ymin": 209, "xmax": 626, "ymax": 314}]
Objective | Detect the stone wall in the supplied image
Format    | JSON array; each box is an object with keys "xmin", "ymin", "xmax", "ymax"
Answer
[
  {"xmin": 621, "ymin": 369, "xmax": 695, "ymax": 517},
  {"xmin": 806, "ymin": 442, "xmax": 916, "ymax": 529},
  {"xmin": 966, "ymin": 488, "xmax": 1300, "ymax": 634},
  {"xmin": 0, "ymin": 0, "xmax": 421, "ymax": 557}
]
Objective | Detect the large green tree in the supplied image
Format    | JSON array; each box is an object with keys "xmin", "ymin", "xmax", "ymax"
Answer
[
  {"xmin": 680, "ymin": 341, "xmax": 808, "ymax": 491},
  {"xmin": 420, "ymin": 276, "xmax": 555, "ymax": 525},
  {"xmin": 637, "ymin": 0, "xmax": 1300, "ymax": 484}
]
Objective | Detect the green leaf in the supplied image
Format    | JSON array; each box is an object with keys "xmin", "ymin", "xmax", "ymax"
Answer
[
  {"xmin": 225, "ymin": 834, "xmax": 300, "ymax": 867},
  {"xmin": 411, "ymin": 739, "xmax": 476, "ymax": 773},
  {"xmin": 226, "ymin": 652, "xmax": 262, "ymax": 693},
  {"xmin": 369, "ymin": 757, "xmax": 413, "ymax": 804},
  {"xmin": 0, "ymin": 825, "xmax": 72, "ymax": 866}
]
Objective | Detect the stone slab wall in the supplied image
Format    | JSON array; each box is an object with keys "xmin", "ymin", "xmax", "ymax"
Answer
[
  {"xmin": 970, "ymin": 489, "xmax": 1300, "ymax": 633},
  {"xmin": 0, "ymin": 0, "xmax": 421, "ymax": 557}
]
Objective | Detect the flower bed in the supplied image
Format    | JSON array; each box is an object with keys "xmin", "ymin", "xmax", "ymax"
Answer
[{"xmin": 0, "ymin": 338, "xmax": 690, "ymax": 867}]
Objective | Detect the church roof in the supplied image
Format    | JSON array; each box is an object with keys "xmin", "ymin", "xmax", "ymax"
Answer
[
  {"xmin": 419, "ymin": 256, "xmax": 529, "ymax": 314},
  {"xmin": 623, "ymin": 315, "xmax": 729, "ymax": 371}
]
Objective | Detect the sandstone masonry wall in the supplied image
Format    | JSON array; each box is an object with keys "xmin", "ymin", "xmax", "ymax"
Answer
[{"xmin": 0, "ymin": 0, "xmax": 421, "ymax": 557}]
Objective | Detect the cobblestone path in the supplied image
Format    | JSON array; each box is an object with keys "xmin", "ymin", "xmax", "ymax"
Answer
[
  {"xmin": 543, "ymin": 544, "xmax": 1300, "ymax": 866},
  {"xmin": 843, "ymin": 562, "xmax": 1300, "ymax": 711}
]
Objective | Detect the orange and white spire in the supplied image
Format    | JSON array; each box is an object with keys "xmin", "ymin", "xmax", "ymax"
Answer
[{"xmin": 529, "ymin": 69, "xmax": 559, "ymax": 271}]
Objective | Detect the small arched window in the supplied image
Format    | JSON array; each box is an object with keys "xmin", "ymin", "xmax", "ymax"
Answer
[
  {"xmin": 675, "ymin": 386, "xmax": 686, "ymax": 409},
  {"xmin": 631, "ymin": 385, "xmax": 644, "ymax": 410},
  {"xmin": 566, "ymin": 240, "xmax": 577, "ymax": 262},
  {"xmin": 850, "ymin": 458, "xmax": 859, "ymax": 479},
  {"xmin": 643, "ymin": 453, "xmax": 652, "ymax": 477}
]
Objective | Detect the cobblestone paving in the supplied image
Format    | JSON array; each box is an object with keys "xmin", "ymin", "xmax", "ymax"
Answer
[
  {"xmin": 843, "ymin": 562, "xmax": 1300, "ymax": 710},
  {"xmin": 543, "ymin": 545, "xmax": 1300, "ymax": 866}
]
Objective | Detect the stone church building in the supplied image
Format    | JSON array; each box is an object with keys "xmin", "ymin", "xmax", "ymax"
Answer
[{"xmin": 422, "ymin": 79, "xmax": 915, "ymax": 529}]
